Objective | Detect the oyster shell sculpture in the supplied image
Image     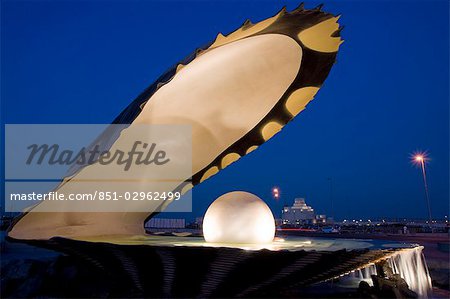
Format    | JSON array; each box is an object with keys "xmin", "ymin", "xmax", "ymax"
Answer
[{"xmin": 9, "ymin": 4, "xmax": 343, "ymax": 240}]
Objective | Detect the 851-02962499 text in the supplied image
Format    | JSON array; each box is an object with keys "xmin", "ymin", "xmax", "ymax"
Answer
[{"xmin": 9, "ymin": 191, "xmax": 182, "ymax": 201}]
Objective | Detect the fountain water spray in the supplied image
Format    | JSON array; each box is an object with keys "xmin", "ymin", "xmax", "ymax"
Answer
[
  {"xmin": 352, "ymin": 246, "xmax": 432, "ymax": 298},
  {"xmin": 350, "ymin": 264, "xmax": 377, "ymax": 285},
  {"xmin": 387, "ymin": 246, "xmax": 432, "ymax": 298}
]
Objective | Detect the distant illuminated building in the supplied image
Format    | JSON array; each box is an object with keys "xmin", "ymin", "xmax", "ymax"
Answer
[
  {"xmin": 315, "ymin": 214, "xmax": 327, "ymax": 224},
  {"xmin": 282, "ymin": 198, "xmax": 315, "ymax": 225}
]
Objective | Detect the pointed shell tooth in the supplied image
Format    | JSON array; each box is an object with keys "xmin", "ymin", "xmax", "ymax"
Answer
[
  {"xmin": 209, "ymin": 10, "xmax": 280, "ymax": 49},
  {"xmin": 176, "ymin": 63, "xmax": 185, "ymax": 73},
  {"xmin": 195, "ymin": 48, "xmax": 203, "ymax": 56},
  {"xmin": 242, "ymin": 19, "xmax": 253, "ymax": 28},
  {"xmin": 215, "ymin": 32, "xmax": 225, "ymax": 42},
  {"xmin": 295, "ymin": 2, "xmax": 305, "ymax": 11},
  {"xmin": 139, "ymin": 101, "xmax": 148, "ymax": 110},
  {"xmin": 298, "ymin": 17, "xmax": 343, "ymax": 53}
]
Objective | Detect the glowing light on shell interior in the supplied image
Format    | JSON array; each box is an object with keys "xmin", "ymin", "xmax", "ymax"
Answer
[{"xmin": 203, "ymin": 191, "xmax": 275, "ymax": 244}]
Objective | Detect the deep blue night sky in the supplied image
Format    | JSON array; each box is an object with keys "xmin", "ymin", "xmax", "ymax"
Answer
[{"xmin": 2, "ymin": 0, "xmax": 449, "ymax": 221}]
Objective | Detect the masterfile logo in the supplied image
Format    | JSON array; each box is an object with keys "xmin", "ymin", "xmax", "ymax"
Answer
[{"xmin": 4, "ymin": 124, "xmax": 193, "ymax": 212}]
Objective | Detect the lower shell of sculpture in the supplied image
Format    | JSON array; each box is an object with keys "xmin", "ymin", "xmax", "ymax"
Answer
[{"xmin": 2, "ymin": 237, "xmax": 432, "ymax": 298}]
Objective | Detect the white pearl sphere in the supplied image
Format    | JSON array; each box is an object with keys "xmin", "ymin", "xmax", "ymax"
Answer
[{"xmin": 203, "ymin": 191, "xmax": 275, "ymax": 244}]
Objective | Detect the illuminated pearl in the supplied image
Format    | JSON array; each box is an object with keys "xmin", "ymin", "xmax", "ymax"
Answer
[{"xmin": 203, "ymin": 191, "xmax": 275, "ymax": 244}]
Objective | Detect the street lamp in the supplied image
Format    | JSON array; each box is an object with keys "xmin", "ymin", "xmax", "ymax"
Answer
[
  {"xmin": 272, "ymin": 187, "xmax": 282, "ymax": 218},
  {"xmin": 272, "ymin": 187, "xmax": 280, "ymax": 202},
  {"xmin": 412, "ymin": 153, "xmax": 432, "ymax": 227}
]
